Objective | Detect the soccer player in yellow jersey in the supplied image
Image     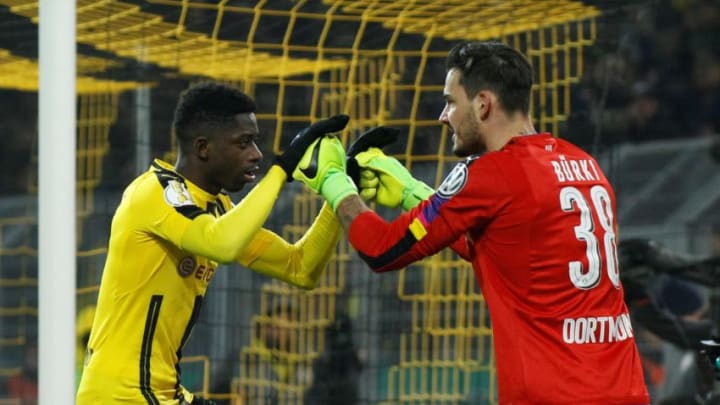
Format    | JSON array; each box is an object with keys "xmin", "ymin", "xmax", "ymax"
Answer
[{"xmin": 76, "ymin": 82, "xmax": 351, "ymax": 405}]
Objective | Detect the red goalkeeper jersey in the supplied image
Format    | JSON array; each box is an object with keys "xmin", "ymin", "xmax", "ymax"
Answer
[{"xmin": 348, "ymin": 133, "xmax": 649, "ymax": 404}]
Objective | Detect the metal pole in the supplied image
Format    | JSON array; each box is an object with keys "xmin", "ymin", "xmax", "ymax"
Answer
[{"xmin": 38, "ymin": 0, "xmax": 76, "ymax": 402}]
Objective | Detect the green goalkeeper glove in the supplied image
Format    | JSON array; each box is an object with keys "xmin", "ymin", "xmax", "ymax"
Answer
[
  {"xmin": 274, "ymin": 114, "xmax": 350, "ymax": 181},
  {"xmin": 354, "ymin": 148, "xmax": 434, "ymax": 210},
  {"xmin": 292, "ymin": 136, "xmax": 358, "ymax": 211},
  {"xmin": 357, "ymin": 169, "xmax": 379, "ymax": 201},
  {"xmin": 346, "ymin": 126, "xmax": 399, "ymax": 202}
]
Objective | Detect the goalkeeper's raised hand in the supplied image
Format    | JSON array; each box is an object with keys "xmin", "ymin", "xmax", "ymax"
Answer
[
  {"xmin": 274, "ymin": 114, "xmax": 350, "ymax": 181},
  {"xmin": 346, "ymin": 126, "xmax": 399, "ymax": 201},
  {"xmin": 292, "ymin": 136, "xmax": 358, "ymax": 211},
  {"xmin": 354, "ymin": 148, "xmax": 434, "ymax": 211}
]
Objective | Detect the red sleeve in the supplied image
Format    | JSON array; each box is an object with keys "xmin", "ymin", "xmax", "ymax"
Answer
[
  {"xmin": 348, "ymin": 156, "xmax": 511, "ymax": 272},
  {"xmin": 449, "ymin": 236, "xmax": 472, "ymax": 260}
]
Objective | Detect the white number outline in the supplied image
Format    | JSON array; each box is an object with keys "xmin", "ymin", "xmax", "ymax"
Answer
[{"xmin": 559, "ymin": 185, "xmax": 620, "ymax": 290}]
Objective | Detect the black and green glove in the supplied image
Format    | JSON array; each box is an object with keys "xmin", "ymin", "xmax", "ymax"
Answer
[
  {"xmin": 346, "ymin": 126, "xmax": 399, "ymax": 201},
  {"xmin": 346, "ymin": 127, "xmax": 399, "ymax": 184},
  {"xmin": 292, "ymin": 136, "xmax": 358, "ymax": 211},
  {"xmin": 274, "ymin": 114, "xmax": 350, "ymax": 181}
]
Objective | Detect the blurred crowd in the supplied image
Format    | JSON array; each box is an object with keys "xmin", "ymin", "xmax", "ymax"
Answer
[{"xmin": 565, "ymin": 0, "xmax": 720, "ymax": 150}]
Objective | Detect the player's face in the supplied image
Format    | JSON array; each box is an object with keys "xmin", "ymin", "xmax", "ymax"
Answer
[
  {"xmin": 439, "ymin": 68, "xmax": 485, "ymax": 157},
  {"xmin": 207, "ymin": 113, "xmax": 263, "ymax": 193}
]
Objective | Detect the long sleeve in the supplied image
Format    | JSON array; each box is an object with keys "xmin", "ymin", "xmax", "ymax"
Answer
[
  {"xmin": 176, "ymin": 166, "xmax": 286, "ymax": 263},
  {"xmin": 348, "ymin": 157, "xmax": 509, "ymax": 272},
  {"xmin": 450, "ymin": 236, "xmax": 472, "ymax": 261},
  {"xmin": 236, "ymin": 202, "xmax": 342, "ymax": 289}
]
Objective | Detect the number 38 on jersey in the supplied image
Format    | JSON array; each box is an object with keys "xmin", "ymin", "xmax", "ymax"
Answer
[{"xmin": 560, "ymin": 185, "xmax": 620, "ymax": 290}]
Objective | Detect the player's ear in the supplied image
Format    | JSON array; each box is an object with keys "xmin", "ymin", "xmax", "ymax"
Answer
[
  {"xmin": 474, "ymin": 90, "xmax": 492, "ymax": 121},
  {"xmin": 194, "ymin": 137, "xmax": 210, "ymax": 161}
]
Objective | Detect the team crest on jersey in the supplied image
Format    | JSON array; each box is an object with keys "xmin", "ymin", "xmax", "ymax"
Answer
[
  {"xmin": 437, "ymin": 162, "xmax": 468, "ymax": 198},
  {"xmin": 164, "ymin": 180, "xmax": 195, "ymax": 207},
  {"xmin": 177, "ymin": 256, "xmax": 196, "ymax": 278}
]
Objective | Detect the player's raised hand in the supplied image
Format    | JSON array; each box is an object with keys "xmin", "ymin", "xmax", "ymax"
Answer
[
  {"xmin": 347, "ymin": 127, "xmax": 399, "ymax": 184},
  {"xmin": 356, "ymin": 169, "xmax": 380, "ymax": 201},
  {"xmin": 346, "ymin": 126, "xmax": 399, "ymax": 201},
  {"xmin": 354, "ymin": 148, "xmax": 434, "ymax": 210},
  {"xmin": 274, "ymin": 114, "xmax": 350, "ymax": 181},
  {"xmin": 293, "ymin": 136, "xmax": 358, "ymax": 211}
]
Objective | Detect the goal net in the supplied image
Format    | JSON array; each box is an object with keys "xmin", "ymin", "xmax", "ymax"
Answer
[{"xmin": 0, "ymin": 1, "xmax": 598, "ymax": 403}]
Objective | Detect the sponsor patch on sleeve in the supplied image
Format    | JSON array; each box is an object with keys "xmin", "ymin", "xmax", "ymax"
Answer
[
  {"xmin": 164, "ymin": 180, "xmax": 195, "ymax": 207},
  {"xmin": 177, "ymin": 256, "xmax": 196, "ymax": 277},
  {"xmin": 436, "ymin": 162, "xmax": 468, "ymax": 198}
]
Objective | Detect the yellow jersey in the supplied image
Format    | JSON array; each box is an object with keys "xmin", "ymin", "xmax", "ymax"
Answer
[{"xmin": 77, "ymin": 160, "xmax": 340, "ymax": 404}]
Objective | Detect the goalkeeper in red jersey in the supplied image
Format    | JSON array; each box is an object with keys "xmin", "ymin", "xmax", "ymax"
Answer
[
  {"xmin": 292, "ymin": 41, "xmax": 650, "ymax": 404},
  {"xmin": 76, "ymin": 82, "xmax": 349, "ymax": 405}
]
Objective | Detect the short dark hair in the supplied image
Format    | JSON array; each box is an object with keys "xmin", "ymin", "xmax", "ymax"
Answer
[
  {"xmin": 172, "ymin": 82, "xmax": 256, "ymax": 145},
  {"xmin": 446, "ymin": 41, "xmax": 533, "ymax": 114}
]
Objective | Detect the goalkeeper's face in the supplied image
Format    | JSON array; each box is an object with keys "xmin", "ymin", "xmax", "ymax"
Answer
[
  {"xmin": 207, "ymin": 113, "xmax": 263, "ymax": 192},
  {"xmin": 439, "ymin": 68, "xmax": 486, "ymax": 157}
]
